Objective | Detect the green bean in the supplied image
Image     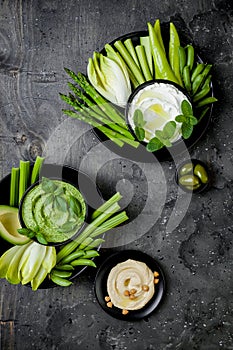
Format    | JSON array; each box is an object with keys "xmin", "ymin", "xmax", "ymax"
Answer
[
  {"xmin": 186, "ymin": 45, "xmax": 194, "ymax": 71},
  {"xmin": 71, "ymin": 258, "xmax": 96, "ymax": 268},
  {"xmin": 51, "ymin": 269, "xmax": 72, "ymax": 278},
  {"xmin": 50, "ymin": 274, "xmax": 72, "ymax": 287},
  {"xmin": 196, "ymin": 97, "xmax": 218, "ymax": 108},
  {"xmin": 191, "ymin": 63, "xmax": 205, "ymax": 82},
  {"xmin": 183, "ymin": 65, "xmax": 191, "ymax": 93}
]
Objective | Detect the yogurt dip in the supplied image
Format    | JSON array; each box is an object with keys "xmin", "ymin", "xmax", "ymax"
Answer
[
  {"xmin": 107, "ymin": 259, "xmax": 155, "ymax": 311},
  {"xmin": 128, "ymin": 81, "xmax": 190, "ymax": 143}
]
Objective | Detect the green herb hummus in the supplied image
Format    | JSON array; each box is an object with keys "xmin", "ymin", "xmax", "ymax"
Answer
[{"xmin": 22, "ymin": 178, "xmax": 86, "ymax": 243}]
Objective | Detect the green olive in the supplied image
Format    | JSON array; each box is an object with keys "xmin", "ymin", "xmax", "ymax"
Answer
[
  {"xmin": 185, "ymin": 183, "xmax": 202, "ymax": 191},
  {"xmin": 179, "ymin": 175, "xmax": 200, "ymax": 187},
  {"xmin": 194, "ymin": 164, "xmax": 208, "ymax": 184},
  {"xmin": 179, "ymin": 163, "xmax": 193, "ymax": 176}
]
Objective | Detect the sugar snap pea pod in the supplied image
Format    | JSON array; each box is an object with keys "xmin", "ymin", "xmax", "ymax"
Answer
[
  {"xmin": 179, "ymin": 46, "xmax": 186, "ymax": 75},
  {"xmin": 59, "ymin": 250, "xmax": 85, "ymax": 265},
  {"xmin": 191, "ymin": 63, "xmax": 205, "ymax": 82},
  {"xmin": 202, "ymin": 74, "xmax": 212, "ymax": 89},
  {"xmin": 169, "ymin": 22, "xmax": 183, "ymax": 86},
  {"xmin": 198, "ymin": 106, "xmax": 210, "ymax": 123},
  {"xmin": 194, "ymin": 164, "xmax": 209, "ymax": 183},
  {"xmin": 179, "ymin": 175, "xmax": 200, "ymax": 187},
  {"xmin": 196, "ymin": 97, "xmax": 218, "ymax": 108},
  {"xmin": 183, "ymin": 65, "xmax": 191, "ymax": 93},
  {"xmin": 85, "ymin": 238, "xmax": 105, "ymax": 250},
  {"xmin": 78, "ymin": 237, "xmax": 93, "ymax": 250},
  {"xmin": 50, "ymin": 274, "xmax": 72, "ymax": 287},
  {"xmin": 192, "ymin": 74, "xmax": 204, "ymax": 95},
  {"xmin": 82, "ymin": 250, "xmax": 100, "ymax": 259},
  {"xmin": 201, "ymin": 64, "xmax": 212, "ymax": 81},
  {"xmin": 71, "ymin": 258, "xmax": 97, "ymax": 268},
  {"xmin": 186, "ymin": 44, "xmax": 195, "ymax": 70},
  {"xmin": 148, "ymin": 22, "xmax": 179, "ymax": 84},
  {"xmin": 55, "ymin": 264, "xmax": 75, "ymax": 271},
  {"xmin": 193, "ymin": 85, "xmax": 211, "ymax": 103},
  {"xmin": 51, "ymin": 269, "xmax": 72, "ymax": 278}
]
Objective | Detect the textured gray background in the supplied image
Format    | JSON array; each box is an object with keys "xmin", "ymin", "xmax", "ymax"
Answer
[{"xmin": 0, "ymin": 0, "xmax": 233, "ymax": 349}]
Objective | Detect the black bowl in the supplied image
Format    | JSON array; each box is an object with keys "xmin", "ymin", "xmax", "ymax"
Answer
[
  {"xmin": 175, "ymin": 159, "xmax": 211, "ymax": 193},
  {"xmin": 94, "ymin": 250, "xmax": 166, "ymax": 321},
  {"xmin": 18, "ymin": 176, "xmax": 88, "ymax": 247},
  {"xmin": 93, "ymin": 29, "xmax": 213, "ymax": 162},
  {"xmin": 0, "ymin": 163, "xmax": 103, "ymax": 288}
]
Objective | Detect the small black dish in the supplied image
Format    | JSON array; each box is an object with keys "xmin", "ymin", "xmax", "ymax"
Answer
[
  {"xmin": 93, "ymin": 29, "xmax": 213, "ymax": 162},
  {"xmin": 175, "ymin": 159, "xmax": 210, "ymax": 193},
  {"xmin": 0, "ymin": 163, "xmax": 103, "ymax": 288},
  {"xmin": 94, "ymin": 250, "xmax": 165, "ymax": 321},
  {"xmin": 18, "ymin": 177, "xmax": 88, "ymax": 247}
]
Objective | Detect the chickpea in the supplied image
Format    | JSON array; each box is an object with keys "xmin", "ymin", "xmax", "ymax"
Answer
[
  {"xmin": 124, "ymin": 290, "xmax": 130, "ymax": 296},
  {"xmin": 154, "ymin": 278, "xmax": 159, "ymax": 284},
  {"xmin": 106, "ymin": 301, "xmax": 113, "ymax": 308},
  {"xmin": 129, "ymin": 294, "xmax": 136, "ymax": 300},
  {"xmin": 105, "ymin": 296, "xmax": 111, "ymax": 302},
  {"xmin": 122, "ymin": 309, "xmax": 129, "ymax": 315},
  {"xmin": 129, "ymin": 288, "xmax": 137, "ymax": 295},
  {"xmin": 142, "ymin": 284, "xmax": 149, "ymax": 291},
  {"xmin": 153, "ymin": 271, "xmax": 159, "ymax": 277}
]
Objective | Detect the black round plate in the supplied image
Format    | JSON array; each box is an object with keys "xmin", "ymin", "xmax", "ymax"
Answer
[
  {"xmin": 93, "ymin": 29, "xmax": 213, "ymax": 162},
  {"xmin": 94, "ymin": 250, "xmax": 165, "ymax": 320},
  {"xmin": 0, "ymin": 163, "xmax": 103, "ymax": 288}
]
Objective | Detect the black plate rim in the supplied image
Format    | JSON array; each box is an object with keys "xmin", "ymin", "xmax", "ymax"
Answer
[{"xmin": 94, "ymin": 249, "xmax": 166, "ymax": 321}]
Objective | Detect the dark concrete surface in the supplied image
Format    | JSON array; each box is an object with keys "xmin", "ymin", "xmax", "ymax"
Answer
[{"xmin": 0, "ymin": 0, "xmax": 233, "ymax": 349}]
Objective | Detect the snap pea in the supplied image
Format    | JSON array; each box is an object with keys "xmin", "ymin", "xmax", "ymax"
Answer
[
  {"xmin": 51, "ymin": 269, "xmax": 72, "ymax": 278},
  {"xmin": 196, "ymin": 97, "xmax": 218, "ymax": 108},
  {"xmin": 50, "ymin": 274, "xmax": 72, "ymax": 287},
  {"xmin": 84, "ymin": 238, "xmax": 105, "ymax": 250},
  {"xmin": 191, "ymin": 63, "xmax": 205, "ymax": 82},
  {"xmin": 193, "ymin": 85, "xmax": 211, "ymax": 103},
  {"xmin": 71, "ymin": 258, "xmax": 96, "ymax": 268},
  {"xmin": 194, "ymin": 164, "xmax": 209, "ymax": 183},
  {"xmin": 178, "ymin": 46, "xmax": 186, "ymax": 75},
  {"xmin": 78, "ymin": 237, "xmax": 93, "ymax": 250},
  {"xmin": 60, "ymin": 250, "xmax": 84, "ymax": 265},
  {"xmin": 183, "ymin": 65, "xmax": 191, "ymax": 93},
  {"xmin": 198, "ymin": 106, "xmax": 210, "ymax": 123},
  {"xmin": 179, "ymin": 175, "xmax": 200, "ymax": 187},
  {"xmin": 186, "ymin": 45, "xmax": 194, "ymax": 71},
  {"xmin": 55, "ymin": 264, "xmax": 75, "ymax": 271},
  {"xmin": 192, "ymin": 74, "xmax": 204, "ymax": 95},
  {"xmin": 82, "ymin": 250, "xmax": 100, "ymax": 259},
  {"xmin": 179, "ymin": 163, "xmax": 193, "ymax": 176}
]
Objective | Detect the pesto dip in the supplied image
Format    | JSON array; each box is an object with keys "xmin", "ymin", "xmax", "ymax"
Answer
[{"xmin": 21, "ymin": 178, "xmax": 86, "ymax": 243}]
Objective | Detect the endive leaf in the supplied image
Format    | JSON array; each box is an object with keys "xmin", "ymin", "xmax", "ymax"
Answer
[
  {"xmin": 5, "ymin": 244, "xmax": 29, "ymax": 284},
  {"xmin": 31, "ymin": 246, "xmax": 56, "ymax": 290},
  {"xmin": 0, "ymin": 245, "xmax": 19, "ymax": 278}
]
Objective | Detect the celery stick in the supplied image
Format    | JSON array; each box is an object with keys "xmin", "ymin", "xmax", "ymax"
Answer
[
  {"xmin": 18, "ymin": 161, "xmax": 30, "ymax": 204},
  {"xmin": 90, "ymin": 211, "xmax": 128, "ymax": 238},
  {"xmin": 84, "ymin": 239, "xmax": 105, "ymax": 250},
  {"xmin": 124, "ymin": 38, "xmax": 140, "ymax": 67},
  {"xmin": 140, "ymin": 36, "xmax": 153, "ymax": 77},
  {"xmin": 92, "ymin": 192, "xmax": 122, "ymax": 220},
  {"xmin": 31, "ymin": 156, "xmax": 44, "ymax": 184},
  {"xmin": 135, "ymin": 45, "xmax": 153, "ymax": 81},
  {"xmin": 10, "ymin": 167, "xmax": 19, "ymax": 207},
  {"xmin": 114, "ymin": 41, "xmax": 145, "ymax": 85}
]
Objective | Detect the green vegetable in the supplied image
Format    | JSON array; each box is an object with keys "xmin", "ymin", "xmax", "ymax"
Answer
[
  {"xmin": 84, "ymin": 238, "xmax": 105, "ymax": 250},
  {"xmin": 114, "ymin": 40, "xmax": 145, "ymax": 85},
  {"xmin": 198, "ymin": 106, "xmax": 210, "ymax": 123},
  {"xmin": 186, "ymin": 45, "xmax": 195, "ymax": 70},
  {"xmin": 135, "ymin": 45, "xmax": 153, "ymax": 81},
  {"xmin": 193, "ymin": 85, "xmax": 211, "ymax": 103},
  {"xmin": 71, "ymin": 258, "xmax": 96, "ymax": 268},
  {"xmin": 51, "ymin": 269, "xmax": 72, "ymax": 278},
  {"xmin": 148, "ymin": 22, "xmax": 179, "ymax": 84},
  {"xmin": 31, "ymin": 156, "xmax": 44, "ymax": 184},
  {"xmin": 124, "ymin": 38, "xmax": 140, "ymax": 67},
  {"xmin": 0, "ymin": 245, "xmax": 21, "ymax": 278},
  {"xmin": 50, "ymin": 274, "xmax": 72, "ymax": 287},
  {"xmin": 135, "ymin": 127, "xmax": 145, "ymax": 141},
  {"xmin": 82, "ymin": 250, "xmax": 100, "ymax": 259},
  {"xmin": 146, "ymin": 137, "xmax": 164, "ymax": 152},
  {"xmin": 140, "ymin": 36, "xmax": 153, "ymax": 76},
  {"xmin": 55, "ymin": 264, "xmax": 75, "ymax": 271},
  {"xmin": 169, "ymin": 22, "xmax": 183, "ymax": 86},
  {"xmin": 191, "ymin": 63, "xmax": 205, "ymax": 82},
  {"xmin": 182, "ymin": 65, "xmax": 191, "ymax": 93},
  {"xmin": 194, "ymin": 164, "xmax": 209, "ymax": 183},
  {"xmin": 87, "ymin": 51, "xmax": 132, "ymax": 106},
  {"xmin": 10, "ymin": 167, "xmax": 19, "ymax": 207},
  {"xmin": 18, "ymin": 160, "xmax": 30, "ymax": 205},
  {"xmin": 178, "ymin": 46, "xmax": 186, "ymax": 75},
  {"xmin": 154, "ymin": 19, "xmax": 165, "ymax": 53},
  {"xmin": 175, "ymin": 100, "xmax": 198, "ymax": 139},
  {"xmin": 196, "ymin": 97, "xmax": 218, "ymax": 108},
  {"xmin": 91, "ymin": 192, "xmax": 122, "ymax": 220}
]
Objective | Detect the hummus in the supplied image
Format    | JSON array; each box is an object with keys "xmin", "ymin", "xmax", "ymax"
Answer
[
  {"xmin": 107, "ymin": 259, "xmax": 155, "ymax": 310},
  {"xmin": 128, "ymin": 82, "xmax": 189, "ymax": 143},
  {"xmin": 21, "ymin": 179, "xmax": 86, "ymax": 243}
]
